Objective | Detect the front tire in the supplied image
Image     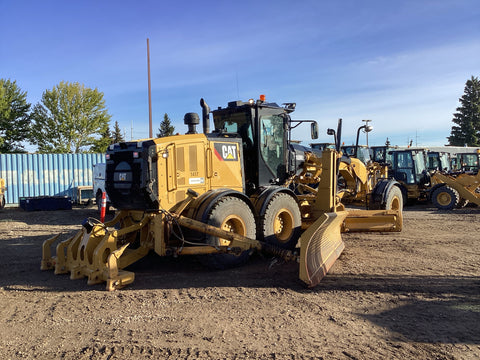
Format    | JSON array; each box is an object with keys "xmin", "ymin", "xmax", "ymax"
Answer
[
  {"xmin": 432, "ymin": 186, "xmax": 459, "ymax": 210},
  {"xmin": 261, "ymin": 193, "xmax": 302, "ymax": 250},
  {"xmin": 383, "ymin": 185, "xmax": 403, "ymax": 211}
]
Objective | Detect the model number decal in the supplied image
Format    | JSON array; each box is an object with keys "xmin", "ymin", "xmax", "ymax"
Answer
[
  {"xmin": 214, "ymin": 143, "xmax": 238, "ymax": 161},
  {"xmin": 189, "ymin": 177, "xmax": 205, "ymax": 185}
]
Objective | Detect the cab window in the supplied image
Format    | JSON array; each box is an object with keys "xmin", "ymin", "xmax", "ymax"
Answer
[{"xmin": 260, "ymin": 115, "xmax": 285, "ymax": 176}]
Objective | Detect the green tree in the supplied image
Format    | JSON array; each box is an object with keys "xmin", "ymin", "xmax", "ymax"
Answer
[
  {"xmin": 90, "ymin": 125, "xmax": 112, "ymax": 153},
  {"xmin": 156, "ymin": 113, "xmax": 175, "ymax": 138},
  {"xmin": 30, "ymin": 81, "xmax": 112, "ymax": 153},
  {"xmin": 0, "ymin": 79, "xmax": 31, "ymax": 153},
  {"xmin": 448, "ymin": 76, "xmax": 480, "ymax": 146},
  {"xmin": 112, "ymin": 121, "xmax": 125, "ymax": 143}
]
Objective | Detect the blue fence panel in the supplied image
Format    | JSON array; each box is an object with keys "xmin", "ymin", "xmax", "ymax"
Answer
[{"xmin": 0, "ymin": 153, "xmax": 105, "ymax": 205}]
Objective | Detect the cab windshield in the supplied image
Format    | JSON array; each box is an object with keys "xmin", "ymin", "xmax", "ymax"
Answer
[
  {"xmin": 394, "ymin": 151, "xmax": 426, "ymax": 184},
  {"xmin": 428, "ymin": 154, "xmax": 441, "ymax": 170},
  {"xmin": 373, "ymin": 148, "xmax": 385, "ymax": 163},
  {"xmin": 260, "ymin": 114, "xmax": 285, "ymax": 176},
  {"xmin": 356, "ymin": 147, "xmax": 371, "ymax": 163},
  {"xmin": 459, "ymin": 154, "xmax": 479, "ymax": 170},
  {"xmin": 440, "ymin": 155, "xmax": 450, "ymax": 170},
  {"xmin": 413, "ymin": 152, "xmax": 426, "ymax": 178},
  {"xmin": 213, "ymin": 109, "xmax": 254, "ymax": 147}
]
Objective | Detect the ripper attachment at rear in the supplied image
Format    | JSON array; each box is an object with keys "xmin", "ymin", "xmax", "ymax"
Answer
[{"xmin": 41, "ymin": 97, "xmax": 403, "ymax": 290}]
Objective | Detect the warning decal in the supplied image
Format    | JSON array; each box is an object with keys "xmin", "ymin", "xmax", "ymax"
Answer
[{"xmin": 213, "ymin": 143, "xmax": 238, "ymax": 161}]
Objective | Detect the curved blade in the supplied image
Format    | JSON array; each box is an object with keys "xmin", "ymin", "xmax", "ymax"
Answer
[{"xmin": 299, "ymin": 211, "xmax": 347, "ymax": 287}]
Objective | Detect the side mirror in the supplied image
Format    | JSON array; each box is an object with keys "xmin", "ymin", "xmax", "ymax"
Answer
[
  {"xmin": 311, "ymin": 122, "xmax": 319, "ymax": 139},
  {"xmin": 365, "ymin": 125, "xmax": 373, "ymax": 133}
]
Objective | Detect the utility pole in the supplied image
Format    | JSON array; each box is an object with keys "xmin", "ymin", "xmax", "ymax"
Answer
[
  {"xmin": 147, "ymin": 38, "xmax": 153, "ymax": 138},
  {"xmin": 362, "ymin": 119, "xmax": 372, "ymax": 147}
]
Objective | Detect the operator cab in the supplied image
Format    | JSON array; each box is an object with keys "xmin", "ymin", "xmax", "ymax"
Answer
[
  {"xmin": 390, "ymin": 149, "xmax": 429, "ymax": 186},
  {"xmin": 371, "ymin": 146, "xmax": 395, "ymax": 167},
  {"xmin": 209, "ymin": 96, "xmax": 318, "ymax": 195},
  {"xmin": 457, "ymin": 152, "xmax": 480, "ymax": 172},
  {"xmin": 427, "ymin": 151, "xmax": 451, "ymax": 172},
  {"xmin": 342, "ymin": 145, "xmax": 371, "ymax": 164}
]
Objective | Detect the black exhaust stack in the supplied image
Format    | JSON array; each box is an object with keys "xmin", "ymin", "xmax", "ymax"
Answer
[{"xmin": 200, "ymin": 98, "xmax": 210, "ymax": 134}]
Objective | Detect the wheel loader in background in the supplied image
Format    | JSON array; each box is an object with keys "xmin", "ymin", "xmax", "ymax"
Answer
[
  {"xmin": 429, "ymin": 170, "xmax": 480, "ymax": 210},
  {"xmin": 429, "ymin": 149, "xmax": 480, "ymax": 210},
  {"xmin": 41, "ymin": 96, "xmax": 402, "ymax": 291},
  {"xmin": 388, "ymin": 148, "xmax": 479, "ymax": 210}
]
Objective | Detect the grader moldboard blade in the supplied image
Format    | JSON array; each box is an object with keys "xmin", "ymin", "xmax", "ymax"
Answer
[{"xmin": 299, "ymin": 211, "xmax": 348, "ymax": 287}]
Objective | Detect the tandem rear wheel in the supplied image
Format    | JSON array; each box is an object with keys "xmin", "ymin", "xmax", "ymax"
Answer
[
  {"xmin": 198, "ymin": 196, "xmax": 256, "ymax": 270},
  {"xmin": 260, "ymin": 192, "xmax": 302, "ymax": 250}
]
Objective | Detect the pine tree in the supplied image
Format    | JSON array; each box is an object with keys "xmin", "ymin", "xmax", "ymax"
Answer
[
  {"xmin": 90, "ymin": 126, "xmax": 112, "ymax": 153},
  {"xmin": 156, "ymin": 113, "xmax": 175, "ymax": 138},
  {"xmin": 112, "ymin": 121, "xmax": 125, "ymax": 143},
  {"xmin": 448, "ymin": 76, "xmax": 480, "ymax": 146}
]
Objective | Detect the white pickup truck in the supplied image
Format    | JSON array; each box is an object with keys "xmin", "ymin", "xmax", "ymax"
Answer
[{"xmin": 93, "ymin": 163, "xmax": 111, "ymax": 212}]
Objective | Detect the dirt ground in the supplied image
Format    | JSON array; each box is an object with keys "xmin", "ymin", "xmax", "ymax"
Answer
[{"xmin": 0, "ymin": 204, "xmax": 479, "ymax": 360}]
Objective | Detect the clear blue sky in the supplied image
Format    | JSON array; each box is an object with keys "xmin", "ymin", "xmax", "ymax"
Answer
[{"xmin": 1, "ymin": 0, "xmax": 479, "ymax": 150}]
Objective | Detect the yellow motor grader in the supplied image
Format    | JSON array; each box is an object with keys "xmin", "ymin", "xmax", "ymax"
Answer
[
  {"xmin": 41, "ymin": 97, "xmax": 402, "ymax": 290},
  {"xmin": 290, "ymin": 120, "xmax": 404, "ymax": 212}
]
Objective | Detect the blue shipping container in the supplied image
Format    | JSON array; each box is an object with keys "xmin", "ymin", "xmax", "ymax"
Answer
[{"xmin": 0, "ymin": 153, "xmax": 105, "ymax": 205}]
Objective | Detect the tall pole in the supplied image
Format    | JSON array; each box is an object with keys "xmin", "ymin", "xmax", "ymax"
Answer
[
  {"xmin": 147, "ymin": 38, "xmax": 153, "ymax": 138},
  {"xmin": 362, "ymin": 119, "xmax": 372, "ymax": 147}
]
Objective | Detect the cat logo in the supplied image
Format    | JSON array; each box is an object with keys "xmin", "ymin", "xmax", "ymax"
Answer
[{"xmin": 214, "ymin": 143, "xmax": 238, "ymax": 161}]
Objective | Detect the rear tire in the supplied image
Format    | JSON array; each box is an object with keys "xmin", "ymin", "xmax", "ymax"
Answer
[
  {"xmin": 0, "ymin": 195, "xmax": 5, "ymax": 209},
  {"xmin": 432, "ymin": 186, "xmax": 459, "ymax": 210},
  {"xmin": 261, "ymin": 193, "xmax": 301, "ymax": 250},
  {"xmin": 199, "ymin": 196, "xmax": 256, "ymax": 270}
]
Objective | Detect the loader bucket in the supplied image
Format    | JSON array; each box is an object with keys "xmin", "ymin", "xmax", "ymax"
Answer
[{"xmin": 299, "ymin": 211, "xmax": 348, "ymax": 287}]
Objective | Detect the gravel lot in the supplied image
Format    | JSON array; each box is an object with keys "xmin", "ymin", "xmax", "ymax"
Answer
[{"xmin": 0, "ymin": 204, "xmax": 479, "ymax": 359}]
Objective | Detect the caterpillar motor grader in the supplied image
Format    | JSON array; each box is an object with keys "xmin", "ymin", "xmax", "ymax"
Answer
[
  {"xmin": 296, "ymin": 122, "xmax": 403, "ymax": 211},
  {"xmin": 41, "ymin": 96, "xmax": 402, "ymax": 290}
]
